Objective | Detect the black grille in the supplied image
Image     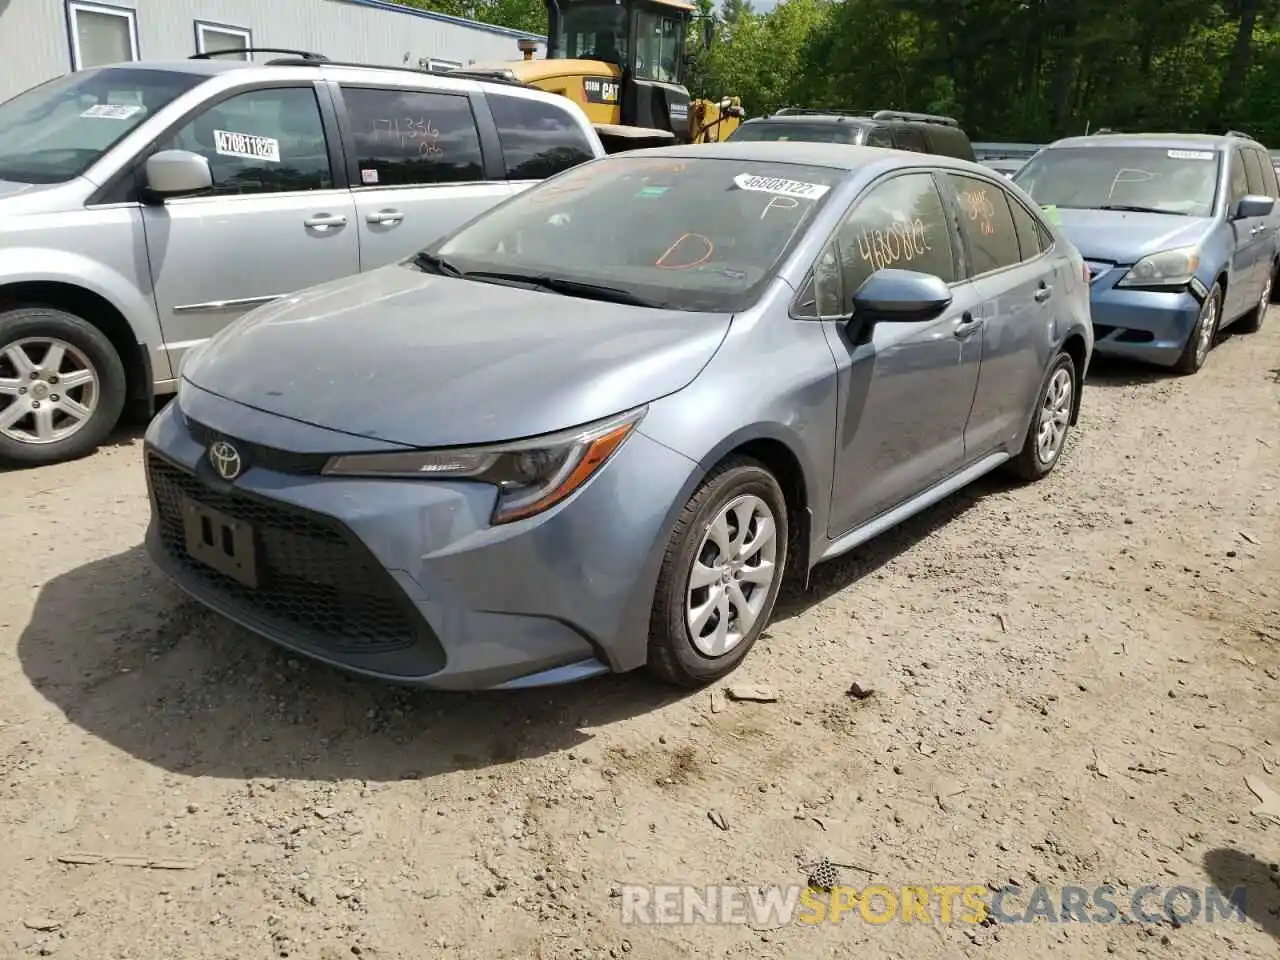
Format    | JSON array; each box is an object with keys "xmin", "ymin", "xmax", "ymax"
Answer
[
  {"xmin": 147, "ymin": 452, "xmax": 422, "ymax": 656},
  {"xmin": 185, "ymin": 417, "xmax": 330, "ymax": 475}
]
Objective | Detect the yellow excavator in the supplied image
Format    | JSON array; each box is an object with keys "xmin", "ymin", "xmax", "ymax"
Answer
[{"xmin": 456, "ymin": 0, "xmax": 744, "ymax": 152}]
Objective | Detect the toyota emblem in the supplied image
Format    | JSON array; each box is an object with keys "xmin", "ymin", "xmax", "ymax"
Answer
[{"xmin": 209, "ymin": 440, "xmax": 243, "ymax": 480}]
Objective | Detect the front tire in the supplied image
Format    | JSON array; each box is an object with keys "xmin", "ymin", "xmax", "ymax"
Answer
[
  {"xmin": 647, "ymin": 457, "xmax": 788, "ymax": 687},
  {"xmin": 0, "ymin": 306, "xmax": 126, "ymax": 466},
  {"xmin": 1173, "ymin": 283, "xmax": 1221, "ymax": 375},
  {"xmin": 1010, "ymin": 351, "xmax": 1077, "ymax": 482}
]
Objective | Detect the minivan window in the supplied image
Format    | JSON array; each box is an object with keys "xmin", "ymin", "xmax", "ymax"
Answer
[
  {"xmin": 727, "ymin": 121, "xmax": 860, "ymax": 144},
  {"xmin": 159, "ymin": 86, "xmax": 334, "ymax": 196},
  {"xmin": 431, "ymin": 155, "xmax": 846, "ymax": 312},
  {"xmin": 0, "ymin": 67, "xmax": 202, "ymax": 184},
  {"xmin": 1014, "ymin": 146, "xmax": 1221, "ymax": 217},
  {"xmin": 486, "ymin": 93, "xmax": 596, "ymax": 181},
  {"xmin": 894, "ymin": 127, "xmax": 927, "ymax": 153},
  {"xmin": 342, "ymin": 87, "xmax": 484, "ymax": 186}
]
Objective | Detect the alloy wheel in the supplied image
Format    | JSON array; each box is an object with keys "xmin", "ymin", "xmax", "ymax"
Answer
[
  {"xmin": 686, "ymin": 494, "xmax": 779, "ymax": 657},
  {"xmin": 1194, "ymin": 296, "xmax": 1218, "ymax": 368},
  {"xmin": 1036, "ymin": 367, "xmax": 1073, "ymax": 465},
  {"xmin": 0, "ymin": 337, "xmax": 100, "ymax": 445}
]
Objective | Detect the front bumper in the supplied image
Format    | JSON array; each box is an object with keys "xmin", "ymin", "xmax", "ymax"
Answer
[
  {"xmin": 1086, "ymin": 262, "xmax": 1203, "ymax": 366},
  {"xmin": 142, "ymin": 386, "xmax": 697, "ymax": 690}
]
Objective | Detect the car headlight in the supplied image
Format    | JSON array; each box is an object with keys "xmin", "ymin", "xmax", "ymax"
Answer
[
  {"xmin": 322, "ymin": 407, "xmax": 646, "ymax": 524},
  {"xmin": 1116, "ymin": 245, "xmax": 1200, "ymax": 288}
]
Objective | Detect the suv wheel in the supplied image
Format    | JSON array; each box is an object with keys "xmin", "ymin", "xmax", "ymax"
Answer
[
  {"xmin": 1238, "ymin": 265, "xmax": 1274, "ymax": 334},
  {"xmin": 0, "ymin": 306, "xmax": 127, "ymax": 466},
  {"xmin": 1173, "ymin": 283, "xmax": 1221, "ymax": 375}
]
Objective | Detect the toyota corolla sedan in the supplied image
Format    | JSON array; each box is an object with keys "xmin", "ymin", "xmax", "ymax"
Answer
[{"xmin": 144, "ymin": 142, "xmax": 1093, "ymax": 691}]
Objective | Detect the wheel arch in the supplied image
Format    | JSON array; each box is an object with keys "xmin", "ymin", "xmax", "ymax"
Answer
[
  {"xmin": 0, "ymin": 280, "xmax": 151, "ymax": 408},
  {"xmin": 1059, "ymin": 331, "xmax": 1089, "ymax": 425}
]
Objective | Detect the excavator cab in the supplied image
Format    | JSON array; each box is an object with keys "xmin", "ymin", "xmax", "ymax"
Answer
[{"xmin": 464, "ymin": 0, "xmax": 741, "ymax": 151}]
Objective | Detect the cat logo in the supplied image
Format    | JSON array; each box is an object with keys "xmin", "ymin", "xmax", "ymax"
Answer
[{"xmin": 583, "ymin": 78, "xmax": 620, "ymax": 105}]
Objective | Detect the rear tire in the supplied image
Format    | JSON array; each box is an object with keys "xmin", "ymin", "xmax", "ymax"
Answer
[
  {"xmin": 647, "ymin": 457, "xmax": 788, "ymax": 687},
  {"xmin": 0, "ymin": 306, "xmax": 126, "ymax": 467},
  {"xmin": 1237, "ymin": 267, "xmax": 1273, "ymax": 334},
  {"xmin": 1010, "ymin": 351, "xmax": 1076, "ymax": 482},
  {"xmin": 1173, "ymin": 283, "xmax": 1221, "ymax": 375}
]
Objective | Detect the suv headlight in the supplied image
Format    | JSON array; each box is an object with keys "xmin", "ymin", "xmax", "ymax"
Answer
[
  {"xmin": 322, "ymin": 407, "xmax": 645, "ymax": 524},
  {"xmin": 1116, "ymin": 245, "xmax": 1200, "ymax": 288}
]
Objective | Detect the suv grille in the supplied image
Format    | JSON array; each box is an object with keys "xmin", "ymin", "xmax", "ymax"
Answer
[{"xmin": 147, "ymin": 453, "xmax": 421, "ymax": 656}]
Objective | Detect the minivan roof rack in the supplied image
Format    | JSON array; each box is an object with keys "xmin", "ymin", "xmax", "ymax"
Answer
[
  {"xmin": 261, "ymin": 56, "xmax": 534, "ymax": 87},
  {"xmin": 190, "ymin": 47, "xmax": 329, "ymax": 62},
  {"xmin": 1225, "ymin": 129, "xmax": 1256, "ymax": 141},
  {"xmin": 872, "ymin": 109, "xmax": 960, "ymax": 128}
]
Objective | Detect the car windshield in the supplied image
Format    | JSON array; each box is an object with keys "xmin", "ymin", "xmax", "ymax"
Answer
[
  {"xmin": 0, "ymin": 67, "xmax": 202, "ymax": 184},
  {"xmin": 430, "ymin": 155, "xmax": 846, "ymax": 312},
  {"xmin": 728, "ymin": 121, "xmax": 861, "ymax": 144},
  {"xmin": 1013, "ymin": 146, "xmax": 1221, "ymax": 217}
]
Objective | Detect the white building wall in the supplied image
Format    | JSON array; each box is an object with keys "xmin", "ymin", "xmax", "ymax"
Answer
[{"xmin": 0, "ymin": 0, "xmax": 547, "ymax": 102}]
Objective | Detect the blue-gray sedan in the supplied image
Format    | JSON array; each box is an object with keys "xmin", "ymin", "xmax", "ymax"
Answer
[{"xmin": 144, "ymin": 142, "xmax": 1094, "ymax": 690}]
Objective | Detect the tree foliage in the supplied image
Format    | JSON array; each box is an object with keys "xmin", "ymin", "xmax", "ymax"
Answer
[{"xmin": 392, "ymin": 0, "xmax": 1280, "ymax": 143}]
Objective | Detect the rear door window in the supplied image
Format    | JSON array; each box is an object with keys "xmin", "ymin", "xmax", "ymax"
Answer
[
  {"xmin": 893, "ymin": 127, "xmax": 927, "ymax": 153},
  {"xmin": 485, "ymin": 92, "xmax": 596, "ymax": 180},
  {"xmin": 864, "ymin": 126, "xmax": 894, "ymax": 148},
  {"xmin": 340, "ymin": 86, "xmax": 484, "ymax": 186},
  {"xmin": 942, "ymin": 173, "xmax": 1022, "ymax": 275}
]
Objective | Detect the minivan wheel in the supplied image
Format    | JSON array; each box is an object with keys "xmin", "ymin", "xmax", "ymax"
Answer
[
  {"xmin": 647, "ymin": 457, "xmax": 788, "ymax": 687},
  {"xmin": 1238, "ymin": 267, "xmax": 1273, "ymax": 334},
  {"xmin": 1173, "ymin": 283, "xmax": 1221, "ymax": 375},
  {"xmin": 1010, "ymin": 351, "xmax": 1077, "ymax": 482},
  {"xmin": 0, "ymin": 306, "xmax": 126, "ymax": 466}
]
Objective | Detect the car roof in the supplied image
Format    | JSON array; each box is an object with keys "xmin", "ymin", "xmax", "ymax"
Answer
[
  {"xmin": 615, "ymin": 140, "xmax": 991, "ymax": 174},
  {"xmin": 1046, "ymin": 132, "xmax": 1249, "ymax": 151}
]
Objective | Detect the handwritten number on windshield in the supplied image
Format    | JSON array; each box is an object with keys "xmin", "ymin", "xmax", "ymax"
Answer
[{"xmin": 656, "ymin": 233, "xmax": 715, "ymax": 269}]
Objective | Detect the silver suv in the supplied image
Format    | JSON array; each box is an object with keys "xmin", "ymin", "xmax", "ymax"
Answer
[{"xmin": 0, "ymin": 54, "xmax": 605, "ymax": 466}]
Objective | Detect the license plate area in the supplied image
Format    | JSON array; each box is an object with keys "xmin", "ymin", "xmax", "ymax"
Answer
[{"xmin": 181, "ymin": 496, "xmax": 259, "ymax": 588}]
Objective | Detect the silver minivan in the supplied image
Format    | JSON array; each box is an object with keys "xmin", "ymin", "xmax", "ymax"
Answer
[{"xmin": 0, "ymin": 56, "xmax": 605, "ymax": 466}]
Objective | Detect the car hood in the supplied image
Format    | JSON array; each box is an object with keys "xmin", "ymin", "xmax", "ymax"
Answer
[
  {"xmin": 1052, "ymin": 208, "xmax": 1213, "ymax": 265},
  {"xmin": 181, "ymin": 263, "xmax": 732, "ymax": 448}
]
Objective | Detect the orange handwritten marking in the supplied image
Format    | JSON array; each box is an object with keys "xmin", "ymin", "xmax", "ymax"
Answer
[
  {"xmin": 854, "ymin": 219, "xmax": 932, "ymax": 271},
  {"xmin": 957, "ymin": 188, "xmax": 996, "ymax": 236},
  {"xmin": 656, "ymin": 233, "xmax": 714, "ymax": 269}
]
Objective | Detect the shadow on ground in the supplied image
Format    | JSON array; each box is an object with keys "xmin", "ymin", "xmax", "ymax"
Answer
[
  {"xmin": 17, "ymin": 462, "xmax": 1004, "ymax": 783},
  {"xmin": 1202, "ymin": 847, "xmax": 1280, "ymax": 940}
]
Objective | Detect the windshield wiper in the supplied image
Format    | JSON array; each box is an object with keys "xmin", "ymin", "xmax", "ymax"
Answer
[
  {"xmin": 461, "ymin": 270, "xmax": 664, "ymax": 307},
  {"xmin": 411, "ymin": 251, "xmax": 463, "ymax": 276},
  {"xmin": 1096, "ymin": 204, "xmax": 1187, "ymax": 216}
]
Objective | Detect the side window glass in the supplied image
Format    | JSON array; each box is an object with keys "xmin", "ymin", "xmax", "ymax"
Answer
[
  {"xmin": 1228, "ymin": 150, "xmax": 1249, "ymax": 205},
  {"xmin": 159, "ymin": 87, "xmax": 332, "ymax": 196},
  {"xmin": 1269, "ymin": 159, "xmax": 1280, "ymax": 199},
  {"xmin": 944, "ymin": 173, "xmax": 1021, "ymax": 274},
  {"xmin": 835, "ymin": 172, "xmax": 957, "ymax": 297},
  {"xmin": 486, "ymin": 92, "xmax": 596, "ymax": 180},
  {"xmin": 894, "ymin": 127, "xmax": 927, "ymax": 153},
  {"xmin": 1008, "ymin": 196, "xmax": 1047, "ymax": 261},
  {"xmin": 865, "ymin": 126, "xmax": 894, "ymax": 148},
  {"xmin": 792, "ymin": 239, "xmax": 844, "ymax": 319},
  {"xmin": 341, "ymin": 87, "xmax": 483, "ymax": 186},
  {"xmin": 1242, "ymin": 148, "xmax": 1266, "ymax": 198}
]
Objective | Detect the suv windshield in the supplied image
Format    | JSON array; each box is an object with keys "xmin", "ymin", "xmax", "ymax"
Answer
[
  {"xmin": 1014, "ymin": 146, "xmax": 1221, "ymax": 217},
  {"xmin": 0, "ymin": 67, "xmax": 202, "ymax": 184},
  {"xmin": 430, "ymin": 155, "xmax": 845, "ymax": 312},
  {"xmin": 728, "ymin": 121, "xmax": 861, "ymax": 144}
]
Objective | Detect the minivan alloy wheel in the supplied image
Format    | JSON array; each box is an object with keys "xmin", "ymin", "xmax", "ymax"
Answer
[
  {"xmin": 686, "ymin": 494, "xmax": 778, "ymax": 657},
  {"xmin": 1193, "ymin": 295, "xmax": 1217, "ymax": 367},
  {"xmin": 0, "ymin": 337, "xmax": 100, "ymax": 444},
  {"xmin": 1036, "ymin": 367, "xmax": 1073, "ymax": 465}
]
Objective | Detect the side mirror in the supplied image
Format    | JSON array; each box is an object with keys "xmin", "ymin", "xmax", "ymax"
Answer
[
  {"xmin": 144, "ymin": 149, "xmax": 212, "ymax": 199},
  {"xmin": 851, "ymin": 269, "xmax": 953, "ymax": 320},
  {"xmin": 1233, "ymin": 194, "xmax": 1274, "ymax": 220}
]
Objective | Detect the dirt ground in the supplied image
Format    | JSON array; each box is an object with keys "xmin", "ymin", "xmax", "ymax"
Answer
[{"xmin": 1, "ymin": 323, "xmax": 1278, "ymax": 960}]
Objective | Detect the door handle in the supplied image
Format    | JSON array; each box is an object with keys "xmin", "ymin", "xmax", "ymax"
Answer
[
  {"xmin": 953, "ymin": 312, "xmax": 983, "ymax": 339},
  {"xmin": 1034, "ymin": 283, "xmax": 1053, "ymax": 302},
  {"xmin": 366, "ymin": 209, "xmax": 404, "ymax": 226},
  {"xmin": 303, "ymin": 213, "xmax": 348, "ymax": 230},
  {"xmin": 1251, "ymin": 224, "xmax": 1267, "ymax": 236}
]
